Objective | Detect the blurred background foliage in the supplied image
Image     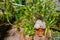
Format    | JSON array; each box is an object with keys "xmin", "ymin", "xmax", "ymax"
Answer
[{"xmin": 0, "ymin": 0, "xmax": 60, "ymax": 36}]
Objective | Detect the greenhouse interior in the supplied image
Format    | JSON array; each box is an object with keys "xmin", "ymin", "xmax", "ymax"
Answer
[{"xmin": 0, "ymin": 0, "xmax": 60, "ymax": 40}]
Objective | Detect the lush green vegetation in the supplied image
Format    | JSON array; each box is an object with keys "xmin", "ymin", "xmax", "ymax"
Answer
[{"xmin": 0, "ymin": 0, "xmax": 60, "ymax": 36}]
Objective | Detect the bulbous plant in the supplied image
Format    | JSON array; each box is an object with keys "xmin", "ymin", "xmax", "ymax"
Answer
[
  {"xmin": 20, "ymin": 0, "xmax": 58, "ymax": 37},
  {"xmin": 8, "ymin": 0, "xmax": 57, "ymax": 35},
  {"xmin": 0, "ymin": 0, "xmax": 59, "ymax": 39}
]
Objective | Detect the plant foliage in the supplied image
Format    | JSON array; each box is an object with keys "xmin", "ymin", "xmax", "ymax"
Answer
[{"xmin": 0, "ymin": 0, "xmax": 59, "ymax": 36}]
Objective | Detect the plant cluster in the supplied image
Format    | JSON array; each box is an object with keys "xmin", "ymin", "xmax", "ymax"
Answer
[{"xmin": 0, "ymin": 0, "xmax": 59, "ymax": 36}]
